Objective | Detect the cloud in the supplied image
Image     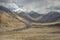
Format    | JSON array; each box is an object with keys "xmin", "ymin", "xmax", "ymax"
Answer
[
  {"xmin": 0, "ymin": 0, "xmax": 13, "ymax": 2},
  {"xmin": 0, "ymin": 0, "xmax": 23, "ymax": 3},
  {"xmin": 23, "ymin": 0, "xmax": 60, "ymax": 14},
  {"xmin": 0, "ymin": 0, "xmax": 60, "ymax": 14}
]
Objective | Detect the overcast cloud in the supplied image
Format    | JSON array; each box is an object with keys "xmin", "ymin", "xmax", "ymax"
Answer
[{"xmin": 0, "ymin": 0, "xmax": 60, "ymax": 14}]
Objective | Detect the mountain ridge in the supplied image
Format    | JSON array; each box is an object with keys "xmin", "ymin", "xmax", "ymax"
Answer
[
  {"xmin": 40, "ymin": 11, "xmax": 60, "ymax": 23},
  {"xmin": 17, "ymin": 11, "xmax": 44, "ymax": 22}
]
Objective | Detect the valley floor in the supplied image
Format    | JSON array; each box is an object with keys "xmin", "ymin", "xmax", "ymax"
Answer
[{"xmin": 0, "ymin": 26, "xmax": 60, "ymax": 40}]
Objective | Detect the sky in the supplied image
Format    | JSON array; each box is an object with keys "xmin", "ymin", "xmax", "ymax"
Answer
[{"xmin": 0, "ymin": 0, "xmax": 60, "ymax": 14}]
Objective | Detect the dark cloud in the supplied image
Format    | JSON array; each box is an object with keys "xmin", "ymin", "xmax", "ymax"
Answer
[
  {"xmin": 0, "ymin": 0, "xmax": 22, "ymax": 3},
  {"xmin": 0, "ymin": 0, "xmax": 13, "ymax": 2}
]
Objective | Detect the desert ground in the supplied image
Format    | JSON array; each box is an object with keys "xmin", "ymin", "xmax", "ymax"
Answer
[{"xmin": 0, "ymin": 26, "xmax": 60, "ymax": 40}]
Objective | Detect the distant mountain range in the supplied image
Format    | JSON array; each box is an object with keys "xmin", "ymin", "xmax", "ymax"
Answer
[
  {"xmin": 1, "ymin": 3, "xmax": 60, "ymax": 23},
  {"xmin": 40, "ymin": 11, "xmax": 60, "ymax": 23},
  {"xmin": 17, "ymin": 11, "xmax": 44, "ymax": 22},
  {"xmin": 17, "ymin": 11, "xmax": 60, "ymax": 23},
  {"xmin": 28, "ymin": 11, "xmax": 43, "ymax": 18},
  {"xmin": 2, "ymin": 4, "xmax": 60, "ymax": 23},
  {"xmin": 0, "ymin": 5, "xmax": 60, "ymax": 31}
]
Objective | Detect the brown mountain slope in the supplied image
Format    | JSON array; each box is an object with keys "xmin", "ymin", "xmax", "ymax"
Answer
[{"xmin": 0, "ymin": 6, "xmax": 28, "ymax": 32}]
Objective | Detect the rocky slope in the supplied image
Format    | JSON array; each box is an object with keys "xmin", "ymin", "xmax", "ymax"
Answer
[{"xmin": 0, "ymin": 6, "xmax": 27, "ymax": 32}]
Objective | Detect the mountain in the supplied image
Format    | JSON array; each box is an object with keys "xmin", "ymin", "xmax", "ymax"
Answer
[
  {"xmin": 28, "ymin": 11, "xmax": 42, "ymax": 18},
  {"xmin": 28, "ymin": 11, "xmax": 41, "ymax": 18},
  {"xmin": 17, "ymin": 11, "xmax": 43, "ymax": 22},
  {"xmin": 17, "ymin": 12, "xmax": 33, "ymax": 22},
  {"xmin": 0, "ymin": 6, "xmax": 27, "ymax": 32},
  {"xmin": 40, "ymin": 11, "xmax": 60, "ymax": 23}
]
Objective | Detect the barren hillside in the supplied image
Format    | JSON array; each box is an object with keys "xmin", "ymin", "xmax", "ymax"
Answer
[{"xmin": 0, "ymin": 6, "xmax": 27, "ymax": 32}]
